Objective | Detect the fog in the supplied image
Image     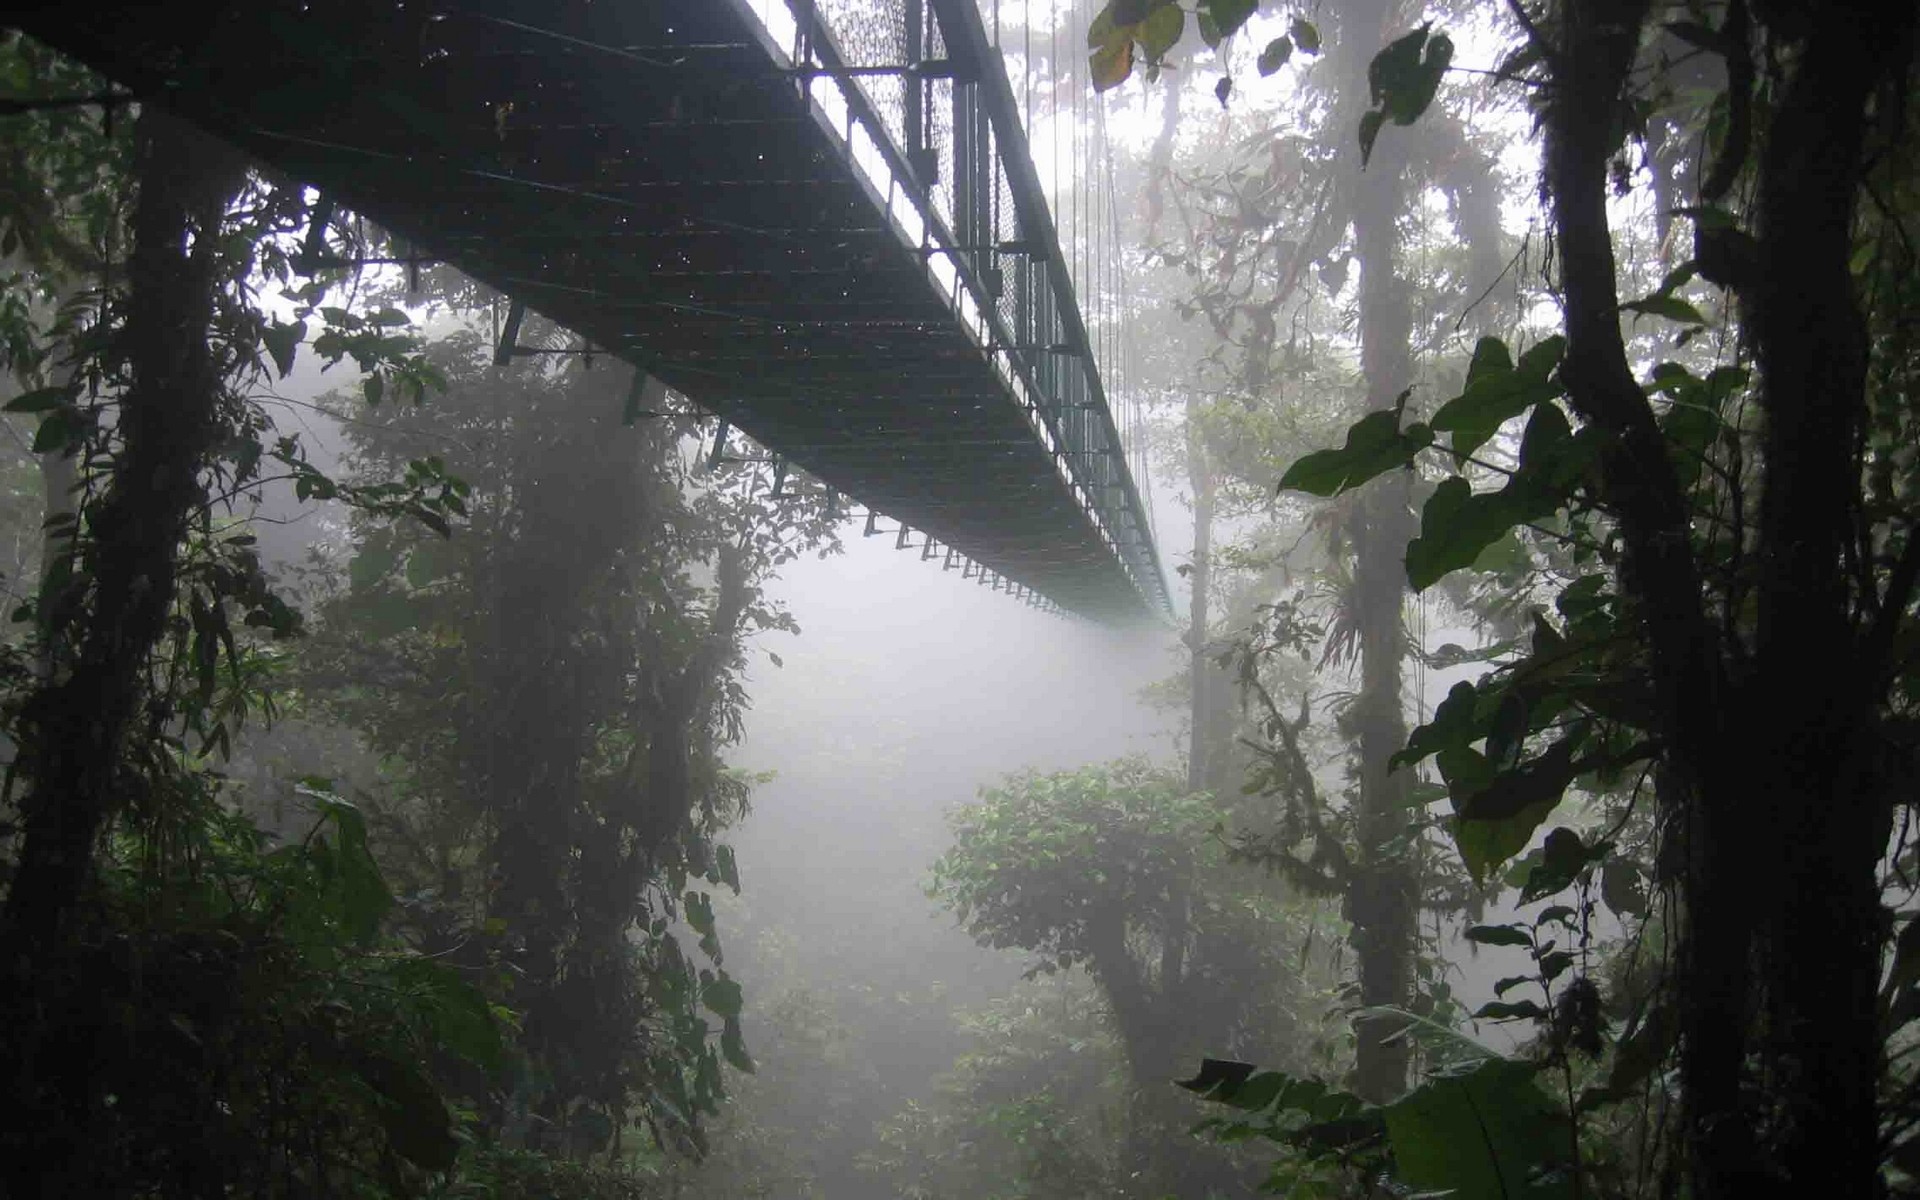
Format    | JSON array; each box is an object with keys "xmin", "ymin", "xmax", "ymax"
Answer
[
  {"xmin": 690, "ymin": 532, "xmax": 1177, "ymax": 1196},
  {"xmin": 0, "ymin": 0, "xmax": 1760, "ymax": 1193}
]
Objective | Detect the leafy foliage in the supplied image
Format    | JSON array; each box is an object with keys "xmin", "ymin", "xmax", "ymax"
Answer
[{"xmin": 303, "ymin": 323, "xmax": 838, "ymax": 1161}]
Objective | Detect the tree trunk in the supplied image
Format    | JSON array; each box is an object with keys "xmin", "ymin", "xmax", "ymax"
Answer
[
  {"xmin": 1340, "ymin": 0, "xmax": 1419, "ymax": 1105},
  {"xmin": 1743, "ymin": 7, "xmax": 1903, "ymax": 1190},
  {"xmin": 2, "ymin": 110, "xmax": 239, "ymax": 954},
  {"xmin": 1187, "ymin": 397, "xmax": 1220, "ymax": 798},
  {"xmin": 0, "ymin": 109, "xmax": 243, "ymax": 1190},
  {"xmin": 1541, "ymin": 1, "xmax": 1915, "ymax": 1192}
]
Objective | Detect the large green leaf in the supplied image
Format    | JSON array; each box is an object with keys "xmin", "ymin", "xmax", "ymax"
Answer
[
  {"xmin": 1519, "ymin": 826, "xmax": 1610, "ymax": 903},
  {"xmin": 1278, "ymin": 407, "xmax": 1432, "ymax": 497},
  {"xmin": 1384, "ymin": 1059, "xmax": 1571, "ymax": 1199},
  {"xmin": 1360, "ymin": 26, "xmax": 1454, "ymax": 165},
  {"xmin": 1429, "ymin": 336, "xmax": 1565, "ymax": 461},
  {"xmin": 361, "ymin": 1051, "xmax": 460, "ymax": 1172},
  {"xmin": 1463, "ymin": 923, "xmax": 1533, "ymax": 948},
  {"xmin": 1137, "ymin": 2, "xmax": 1185, "ymax": 56},
  {"xmin": 1397, "ymin": 680, "xmax": 1487, "ymax": 767},
  {"xmin": 1408, "ymin": 400, "xmax": 1590, "ymax": 591},
  {"xmin": 702, "ymin": 974, "xmax": 744, "ymax": 1021},
  {"xmin": 1406, "ymin": 478, "xmax": 1532, "ymax": 591},
  {"xmin": 4, "ymin": 386, "xmax": 69, "ymax": 414},
  {"xmin": 1258, "ymin": 35, "xmax": 1293, "ymax": 75},
  {"xmin": 1448, "ymin": 739, "xmax": 1582, "ymax": 882},
  {"xmin": 1199, "ymin": 0, "xmax": 1258, "ymax": 39},
  {"xmin": 721, "ymin": 1016, "xmax": 756, "ymax": 1073},
  {"xmin": 388, "ymin": 958, "xmax": 506, "ymax": 1073}
]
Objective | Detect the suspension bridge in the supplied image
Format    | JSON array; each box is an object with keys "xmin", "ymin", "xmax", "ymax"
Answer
[{"xmin": 7, "ymin": 0, "xmax": 1170, "ymax": 623}]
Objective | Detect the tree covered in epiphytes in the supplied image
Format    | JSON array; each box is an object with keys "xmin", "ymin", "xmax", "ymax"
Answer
[
  {"xmin": 1119, "ymin": 0, "xmax": 1519, "ymax": 1107},
  {"xmin": 298, "ymin": 315, "xmax": 840, "ymax": 1157},
  {"xmin": 1090, "ymin": 0, "xmax": 1920, "ymax": 1196},
  {"xmin": 930, "ymin": 758, "xmax": 1342, "ymax": 1196},
  {"xmin": 0, "ymin": 33, "xmax": 503, "ymax": 1195}
]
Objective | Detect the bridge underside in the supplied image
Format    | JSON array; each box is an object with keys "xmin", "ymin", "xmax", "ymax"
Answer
[{"xmin": 10, "ymin": 0, "xmax": 1168, "ymax": 623}]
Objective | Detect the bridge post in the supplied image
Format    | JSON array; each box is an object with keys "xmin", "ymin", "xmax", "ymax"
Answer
[{"xmin": 903, "ymin": 0, "xmax": 936, "ymax": 186}]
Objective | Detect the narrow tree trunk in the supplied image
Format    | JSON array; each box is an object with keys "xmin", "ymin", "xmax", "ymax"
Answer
[
  {"xmin": 1187, "ymin": 399, "xmax": 1217, "ymax": 799},
  {"xmin": 1340, "ymin": 0, "xmax": 1419, "ymax": 1105}
]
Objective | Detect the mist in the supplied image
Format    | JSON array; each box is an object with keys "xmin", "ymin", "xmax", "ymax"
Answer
[{"xmin": 5, "ymin": 1, "xmax": 1916, "ymax": 1197}]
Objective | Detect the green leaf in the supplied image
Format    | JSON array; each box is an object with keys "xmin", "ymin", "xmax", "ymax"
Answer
[
  {"xmin": 1179, "ymin": 1058, "xmax": 1256, "ymax": 1098},
  {"xmin": 1463, "ymin": 923, "xmax": 1534, "ymax": 948},
  {"xmin": 1087, "ymin": 7, "xmax": 1121, "ymax": 47},
  {"xmin": 31, "ymin": 408, "xmax": 80, "ymax": 455},
  {"xmin": 1199, "ymin": 0, "xmax": 1258, "ymax": 40},
  {"xmin": 364, "ymin": 372, "xmax": 386, "ymax": 406},
  {"xmin": 1091, "ymin": 38, "xmax": 1134, "ymax": 90},
  {"xmin": 1385, "ymin": 1059, "xmax": 1569, "ymax": 1200},
  {"xmin": 389, "ymin": 958, "xmax": 505, "ymax": 1074},
  {"xmin": 1465, "ymin": 334, "xmax": 1515, "ymax": 382},
  {"xmin": 1622, "ymin": 294, "xmax": 1708, "ymax": 325},
  {"xmin": 1291, "ymin": 17, "xmax": 1321, "ymax": 53},
  {"xmin": 1406, "ymin": 477, "xmax": 1528, "ymax": 591},
  {"xmin": 1138, "ymin": 3, "xmax": 1185, "ymax": 56},
  {"xmin": 318, "ymin": 798, "xmax": 392, "ymax": 943},
  {"xmin": 262, "ymin": 319, "xmax": 305, "ymax": 378},
  {"xmin": 1538, "ymin": 950, "xmax": 1575, "ymax": 982},
  {"xmin": 1358, "ymin": 110, "xmax": 1388, "ymax": 167},
  {"xmin": 1493, "ymin": 975, "xmax": 1534, "ymax": 997},
  {"xmin": 1555, "ymin": 574, "xmax": 1609, "ymax": 622},
  {"xmin": 1473, "ymin": 999, "xmax": 1548, "ymax": 1021},
  {"xmin": 1429, "ymin": 336, "xmax": 1564, "ymax": 461},
  {"xmin": 1196, "ymin": 11, "xmax": 1223, "ymax": 47},
  {"xmin": 1360, "ymin": 25, "xmax": 1454, "ymax": 166},
  {"xmin": 1180, "ymin": 1058, "xmax": 1371, "ymax": 1133},
  {"xmin": 1397, "ymin": 680, "xmax": 1486, "ymax": 767},
  {"xmin": 685, "ymin": 889, "xmax": 717, "ymax": 938},
  {"xmin": 4, "ymin": 386, "xmax": 68, "ymax": 414},
  {"xmin": 1520, "ymin": 826, "xmax": 1608, "ymax": 902},
  {"xmin": 1601, "ymin": 856, "xmax": 1649, "ymax": 918},
  {"xmin": 1258, "ymin": 35, "xmax": 1293, "ymax": 75},
  {"xmin": 703, "ymin": 975, "xmax": 744, "ymax": 1020},
  {"xmin": 721, "ymin": 1017, "xmax": 756, "ymax": 1072},
  {"xmin": 1515, "ymin": 334, "xmax": 1566, "ymax": 380},
  {"xmin": 1664, "ymin": 19, "xmax": 1726, "ymax": 52},
  {"xmin": 361, "ymin": 1052, "xmax": 459, "ymax": 1172},
  {"xmin": 1278, "ymin": 407, "xmax": 1432, "ymax": 497},
  {"xmin": 1450, "ymin": 739, "xmax": 1583, "ymax": 882}
]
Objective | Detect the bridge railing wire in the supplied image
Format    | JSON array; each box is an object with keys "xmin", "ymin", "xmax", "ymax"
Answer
[{"xmin": 742, "ymin": 0, "xmax": 1169, "ymax": 618}]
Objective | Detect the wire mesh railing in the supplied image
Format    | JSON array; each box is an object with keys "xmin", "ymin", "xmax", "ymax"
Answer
[{"xmin": 735, "ymin": 0, "xmax": 1168, "ymax": 618}]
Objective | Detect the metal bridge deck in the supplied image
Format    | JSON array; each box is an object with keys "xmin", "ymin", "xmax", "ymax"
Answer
[{"xmin": 8, "ymin": 0, "xmax": 1170, "ymax": 623}]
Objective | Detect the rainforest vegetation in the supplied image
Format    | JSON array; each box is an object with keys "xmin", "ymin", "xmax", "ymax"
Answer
[{"xmin": 1, "ymin": 0, "xmax": 1918, "ymax": 1196}]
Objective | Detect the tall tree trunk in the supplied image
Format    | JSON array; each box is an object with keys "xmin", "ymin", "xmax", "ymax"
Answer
[
  {"xmin": 0, "ymin": 109, "xmax": 243, "ymax": 1190},
  {"xmin": 2, "ymin": 111, "xmax": 239, "ymax": 954},
  {"xmin": 1541, "ymin": 1, "xmax": 1916, "ymax": 1191},
  {"xmin": 1187, "ymin": 398, "xmax": 1219, "ymax": 799},
  {"xmin": 1339, "ymin": 0, "xmax": 1419, "ymax": 1105},
  {"xmin": 1744, "ymin": 6, "xmax": 1903, "ymax": 1190}
]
